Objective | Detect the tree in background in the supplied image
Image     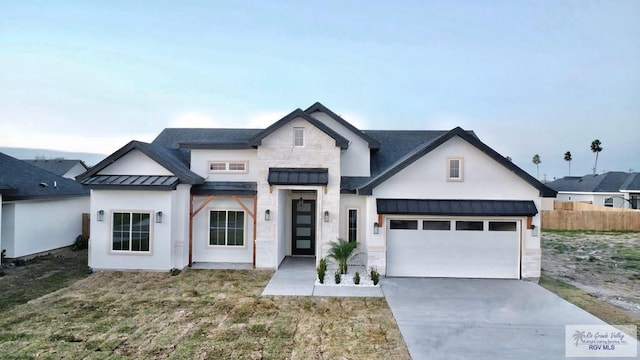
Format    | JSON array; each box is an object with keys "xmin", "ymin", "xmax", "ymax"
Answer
[
  {"xmin": 590, "ymin": 139, "xmax": 603, "ymax": 174},
  {"xmin": 505, "ymin": 156, "xmax": 512, "ymax": 162},
  {"xmin": 564, "ymin": 151, "xmax": 572, "ymax": 176},
  {"xmin": 532, "ymin": 154, "xmax": 541, "ymax": 179}
]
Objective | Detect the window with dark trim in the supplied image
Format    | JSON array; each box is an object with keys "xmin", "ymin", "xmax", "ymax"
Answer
[
  {"xmin": 488, "ymin": 221, "xmax": 517, "ymax": 231},
  {"xmin": 112, "ymin": 212, "xmax": 151, "ymax": 252},
  {"xmin": 209, "ymin": 210, "xmax": 245, "ymax": 246},
  {"xmin": 390, "ymin": 220, "xmax": 418, "ymax": 230},
  {"xmin": 604, "ymin": 197, "xmax": 613, "ymax": 208},
  {"xmin": 348, "ymin": 209, "xmax": 358, "ymax": 243},
  {"xmin": 423, "ymin": 220, "xmax": 451, "ymax": 230},
  {"xmin": 208, "ymin": 161, "xmax": 248, "ymax": 173},
  {"xmin": 455, "ymin": 220, "xmax": 483, "ymax": 231}
]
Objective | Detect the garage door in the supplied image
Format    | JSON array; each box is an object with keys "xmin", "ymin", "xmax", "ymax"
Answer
[{"xmin": 386, "ymin": 219, "xmax": 521, "ymax": 278}]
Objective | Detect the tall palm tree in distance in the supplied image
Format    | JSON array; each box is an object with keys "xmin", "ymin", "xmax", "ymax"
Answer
[
  {"xmin": 590, "ymin": 139, "xmax": 603, "ymax": 174},
  {"xmin": 564, "ymin": 151, "xmax": 572, "ymax": 176},
  {"xmin": 532, "ymin": 154, "xmax": 541, "ymax": 179}
]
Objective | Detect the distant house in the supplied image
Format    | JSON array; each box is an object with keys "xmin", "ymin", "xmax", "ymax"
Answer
[
  {"xmin": 23, "ymin": 159, "xmax": 89, "ymax": 179},
  {"xmin": 0, "ymin": 152, "xmax": 89, "ymax": 258},
  {"xmin": 78, "ymin": 102, "xmax": 555, "ymax": 280},
  {"xmin": 547, "ymin": 172, "xmax": 640, "ymax": 209}
]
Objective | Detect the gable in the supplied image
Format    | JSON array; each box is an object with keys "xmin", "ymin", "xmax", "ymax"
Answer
[
  {"xmin": 99, "ymin": 149, "xmax": 173, "ymax": 176},
  {"xmin": 372, "ymin": 136, "xmax": 541, "ymax": 200},
  {"xmin": 258, "ymin": 116, "xmax": 343, "ymax": 152}
]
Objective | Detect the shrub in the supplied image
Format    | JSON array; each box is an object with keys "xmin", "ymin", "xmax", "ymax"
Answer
[
  {"xmin": 72, "ymin": 234, "xmax": 89, "ymax": 251},
  {"xmin": 353, "ymin": 271, "xmax": 360, "ymax": 285},
  {"xmin": 317, "ymin": 257, "xmax": 327, "ymax": 284},
  {"xmin": 327, "ymin": 238, "xmax": 358, "ymax": 274},
  {"xmin": 334, "ymin": 271, "xmax": 342, "ymax": 284},
  {"xmin": 370, "ymin": 267, "xmax": 380, "ymax": 286}
]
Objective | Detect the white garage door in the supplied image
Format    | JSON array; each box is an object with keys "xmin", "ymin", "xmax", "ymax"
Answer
[{"xmin": 386, "ymin": 218, "xmax": 521, "ymax": 279}]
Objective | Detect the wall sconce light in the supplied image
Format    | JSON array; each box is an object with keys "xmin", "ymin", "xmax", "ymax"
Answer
[
  {"xmin": 324, "ymin": 211, "xmax": 329, "ymax": 222},
  {"xmin": 97, "ymin": 210, "xmax": 104, "ymax": 222},
  {"xmin": 531, "ymin": 224, "xmax": 539, "ymax": 237},
  {"xmin": 155, "ymin": 211, "xmax": 163, "ymax": 223},
  {"xmin": 265, "ymin": 209, "xmax": 271, "ymax": 221},
  {"xmin": 373, "ymin": 222, "xmax": 379, "ymax": 234},
  {"xmin": 298, "ymin": 197, "xmax": 304, "ymax": 207}
]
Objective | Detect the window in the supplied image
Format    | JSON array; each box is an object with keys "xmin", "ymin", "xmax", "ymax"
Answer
[
  {"xmin": 447, "ymin": 157, "xmax": 464, "ymax": 181},
  {"xmin": 489, "ymin": 221, "xmax": 517, "ymax": 231},
  {"xmin": 423, "ymin": 220, "xmax": 451, "ymax": 230},
  {"xmin": 604, "ymin": 198, "xmax": 613, "ymax": 207},
  {"xmin": 209, "ymin": 210, "xmax": 245, "ymax": 246},
  {"xmin": 208, "ymin": 161, "xmax": 248, "ymax": 173},
  {"xmin": 112, "ymin": 212, "xmax": 151, "ymax": 252},
  {"xmin": 348, "ymin": 209, "xmax": 358, "ymax": 243},
  {"xmin": 456, "ymin": 221, "xmax": 483, "ymax": 231},
  {"xmin": 390, "ymin": 220, "xmax": 418, "ymax": 230},
  {"xmin": 294, "ymin": 127, "xmax": 305, "ymax": 147},
  {"xmin": 631, "ymin": 195, "xmax": 640, "ymax": 210}
]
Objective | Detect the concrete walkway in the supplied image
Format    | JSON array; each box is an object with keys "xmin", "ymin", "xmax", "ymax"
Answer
[{"xmin": 261, "ymin": 257, "xmax": 383, "ymax": 297}]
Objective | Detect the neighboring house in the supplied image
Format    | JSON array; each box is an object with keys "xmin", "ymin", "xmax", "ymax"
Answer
[
  {"xmin": 77, "ymin": 102, "xmax": 556, "ymax": 279},
  {"xmin": 0, "ymin": 152, "xmax": 89, "ymax": 258},
  {"xmin": 547, "ymin": 172, "xmax": 640, "ymax": 209},
  {"xmin": 23, "ymin": 159, "xmax": 89, "ymax": 179}
]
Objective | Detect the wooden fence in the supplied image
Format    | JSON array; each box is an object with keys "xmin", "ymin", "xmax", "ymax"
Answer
[{"xmin": 542, "ymin": 202, "xmax": 640, "ymax": 231}]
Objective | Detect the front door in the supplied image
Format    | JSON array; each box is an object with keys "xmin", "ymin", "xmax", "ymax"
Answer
[{"xmin": 292, "ymin": 199, "xmax": 316, "ymax": 255}]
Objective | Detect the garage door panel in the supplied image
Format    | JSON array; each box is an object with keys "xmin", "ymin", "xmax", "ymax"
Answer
[{"xmin": 387, "ymin": 219, "xmax": 520, "ymax": 279}]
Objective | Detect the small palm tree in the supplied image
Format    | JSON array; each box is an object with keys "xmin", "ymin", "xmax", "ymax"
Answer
[
  {"xmin": 564, "ymin": 151, "xmax": 572, "ymax": 175},
  {"xmin": 572, "ymin": 330, "xmax": 586, "ymax": 346},
  {"xmin": 327, "ymin": 238, "xmax": 358, "ymax": 274},
  {"xmin": 532, "ymin": 154, "xmax": 541, "ymax": 179},
  {"xmin": 590, "ymin": 139, "xmax": 602, "ymax": 174}
]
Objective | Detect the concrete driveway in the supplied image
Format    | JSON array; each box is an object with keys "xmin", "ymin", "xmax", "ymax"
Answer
[{"xmin": 382, "ymin": 278, "xmax": 634, "ymax": 360}]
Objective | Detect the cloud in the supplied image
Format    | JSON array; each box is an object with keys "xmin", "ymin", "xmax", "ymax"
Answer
[{"xmin": 0, "ymin": 132, "xmax": 155, "ymax": 155}]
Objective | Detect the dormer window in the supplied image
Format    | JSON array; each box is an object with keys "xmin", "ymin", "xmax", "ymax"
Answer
[
  {"xmin": 447, "ymin": 157, "xmax": 463, "ymax": 181},
  {"xmin": 294, "ymin": 127, "xmax": 305, "ymax": 147}
]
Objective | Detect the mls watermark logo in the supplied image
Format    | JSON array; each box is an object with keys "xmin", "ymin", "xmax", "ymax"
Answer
[{"xmin": 566, "ymin": 325, "xmax": 637, "ymax": 357}]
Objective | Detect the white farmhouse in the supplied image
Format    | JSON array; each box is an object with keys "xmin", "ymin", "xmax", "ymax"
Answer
[{"xmin": 78, "ymin": 103, "xmax": 556, "ymax": 279}]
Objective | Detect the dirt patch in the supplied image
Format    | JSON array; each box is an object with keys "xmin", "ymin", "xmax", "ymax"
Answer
[
  {"xmin": 541, "ymin": 231, "xmax": 640, "ymax": 317},
  {"xmin": 0, "ymin": 269, "xmax": 409, "ymax": 359},
  {"xmin": 0, "ymin": 248, "xmax": 90, "ymax": 312}
]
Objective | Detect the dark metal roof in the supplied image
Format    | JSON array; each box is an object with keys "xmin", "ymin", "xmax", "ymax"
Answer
[
  {"xmin": 0, "ymin": 152, "xmax": 89, "ymax": 201},
  {"xmin": 77, "ymin": 141, "xmax": 204, "ymax": 185},
  {"xmin": 305, "ymin": 102, "xmax": 380, "ymax": 149},
  {"xmin": 191, "ymin": 181, "xmax": 257, "ymax": 195},
  {"xmin": 547, "ymin": 172, "xmax": 640, "ymax": 193},
  {"xmin": 359, "ymin": 127, "xmax": 557, "ymax": 198},
  {"xmin": 22, "ymin": 159, "xmax": 88, "ymax": 176},
  {"xmin": 249, "ymin": 109, "xmax": 349, "ymax": 149},
  {"xmin": 340, "ymin": 177, "xmax": 370, "ymax": 193},
  {"xmin": 80, "ymin": 175, "xmax": 179, "ymax": 190},
  {"xmin": 178, "ymin": 142, "xmax": 254, "ymax": 150},
  {"xmin": 377, "ymin": 199, "xmax": 539, "ymax": 216},
  {"xmin": 268, "ymin": 168, "xmax": 329, "ymax": 186}
]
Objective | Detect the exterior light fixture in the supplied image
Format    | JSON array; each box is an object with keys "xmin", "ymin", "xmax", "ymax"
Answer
[
  {"xmin": 265, "ymin": 209, "xmax": 271, "ymax": 221},
  {"xmin": 373, "ymin": 222, "xmax": 379, "ymax": 234},
  {"xmin": 531, "ymin": 224, "xmax": 538, "ymax": 237},
  {"xmin": 156, "ymin": 211, "xmax": 163, "ymax": 223},
  {"xmin": 97, "ymin": 210, "xmax": 104, "ymax": 222},
  {"xmin": 298, "ymin": 197, "xmax": 304, "ymax": 207},
  {"xmin": 324, "ymin": 211, "xmax": 329, "ymax": 222}
]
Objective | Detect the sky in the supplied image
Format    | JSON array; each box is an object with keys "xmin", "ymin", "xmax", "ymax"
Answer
[{"xmin": 1, "ymin": 1, "xmax": 638, "ymax": 181}]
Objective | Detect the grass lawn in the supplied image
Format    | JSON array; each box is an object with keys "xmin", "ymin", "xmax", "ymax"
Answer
[{"xmin": 0, "ymin": 268, "xmax": 409, "ymax": 359}]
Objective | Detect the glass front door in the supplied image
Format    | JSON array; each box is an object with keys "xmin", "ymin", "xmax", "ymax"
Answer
[{"xmin": 292, "ymin": 199, "xmax": 315, "ymax": 255}]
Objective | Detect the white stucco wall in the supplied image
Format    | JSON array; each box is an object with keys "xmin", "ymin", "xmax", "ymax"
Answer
[
  {"xmin": 191, "ymin": 195, "xmax": 255, "ymax": 264},
  {"xmin": 254, "ymin": 117, "xmax": 342, "ymax": 269},
  {"xmin": 2, "ymin": 196, "xmax": 89, "ymax": 258},
  {"xmin": 189, "ymin": 149, "xmax": 258, "ymax": 180},
  {"xmin": 64, "ymin": 163, "xmax": 89, "ymax": 179},
  {"xmin": 99, "ymin": 150, "xmax": 172, "ymax": 176},
  {"xmin": 89, "ymin": 190, "xmax": 175, "ymax": 271},
  {"xmin": 367, "ymin": 136, "xmax": 543, "ymax": 278},
  {"xmin": 309, "ymin": 111, "xmax": 371, "ymax": 177},
  {"xmin": 171, "ymin": 184, "xmax": 191, "ymax": 269}
]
